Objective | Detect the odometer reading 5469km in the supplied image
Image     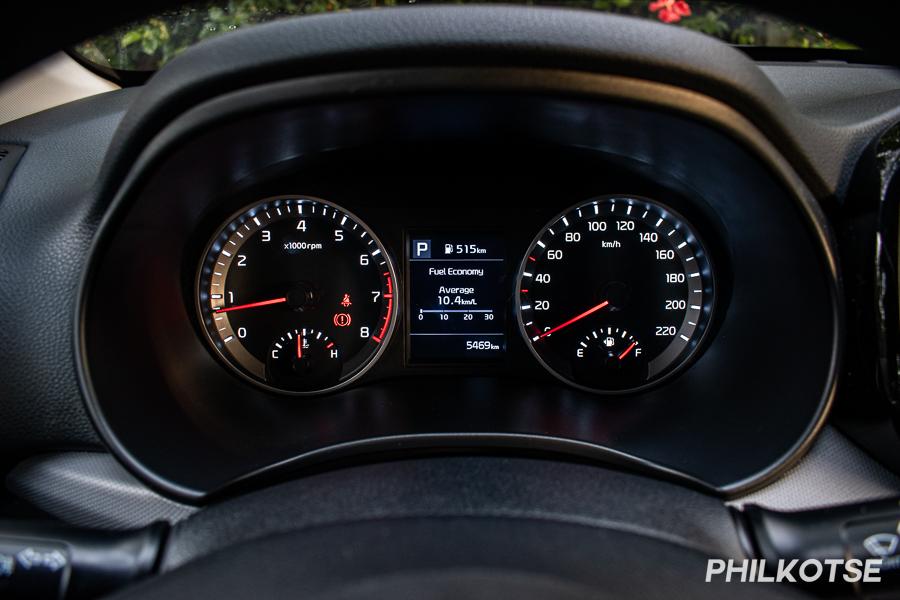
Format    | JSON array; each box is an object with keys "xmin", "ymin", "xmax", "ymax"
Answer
[{"xmin": 516, "ymin": 196, "xmax": 714, "ymax": 392}]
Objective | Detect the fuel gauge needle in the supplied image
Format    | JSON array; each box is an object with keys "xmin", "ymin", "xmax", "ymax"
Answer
[
  {"xmin": 297, "ymin": 333, "xmax": 303, "ymax": 359},
  {"xmin": 618, "ymin": 341, "xmax": 637, "ymax": 360},
  {"xmin": 214, "ymin": 297, "xmax": 287, "ymax": 313},
  {"xmin": 538, "ymin": 300, "xmax": 610, "ymax": 339}
]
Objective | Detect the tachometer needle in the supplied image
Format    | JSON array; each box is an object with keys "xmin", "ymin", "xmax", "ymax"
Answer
[
  {"xmin": 618, "ymin": 342, "xmax": 637, "ymax": 360},
  {"xmin": 214, "ymin": 297, "xmax": 287, "ymax": 313},
  {"xmin": 538, "ymin": 300, "xmax": 610, "ymax": 339}
]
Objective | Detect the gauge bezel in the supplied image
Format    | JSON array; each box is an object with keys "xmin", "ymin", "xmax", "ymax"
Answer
[
  {"xmin": 514, "ymin": 194, "xmax": 716, "ymax": 394},
  {"xmin": 195, "ymin": 195, "xmax": 399, "ymax": 396}
]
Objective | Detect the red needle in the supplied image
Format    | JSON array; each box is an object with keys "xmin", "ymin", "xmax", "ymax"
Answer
[
  {"xmin": 297, "ymin": 334, "xmax": 303, "ymax": 359},
  {"xmin": 618, "ymin": 342, "xmax": 637, "ymax": 360},
  {"xmin": 214, "ymin": 297, "xmax": 287, "ymax": 313},
  {"xmin": 538, "ymin": 300, "xmax": 610, "ymax": 339}
]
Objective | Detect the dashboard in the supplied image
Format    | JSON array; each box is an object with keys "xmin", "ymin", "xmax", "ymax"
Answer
[
  {"xmin": 76, "ymin": 78, "xmax": 839, "ymax": 501},
  {"xmin": 6, "ymin": 7, "xmax": 900, "ymax": 597},
  {"xmin": 4, "ymin": 5, "xmax": 900, "ymax": 516}
]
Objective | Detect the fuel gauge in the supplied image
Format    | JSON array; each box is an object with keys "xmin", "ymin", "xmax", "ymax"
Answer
[{"xmin": 572, "ymin": 327, "xmax": 647, "ymax": 391}]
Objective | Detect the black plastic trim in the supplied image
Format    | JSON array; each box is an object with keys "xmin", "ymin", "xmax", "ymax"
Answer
[{"xmin": 64, "ymin": 44, "xmax": 884, "ymax": 93}]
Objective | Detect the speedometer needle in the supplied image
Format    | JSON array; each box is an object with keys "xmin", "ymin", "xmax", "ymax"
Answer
[
  {"xmin": 214, "ymin": 296, "xmax": 287, "ymax": 313},
  {"xmin": 538, "ymin": 300, "xmax": 610, "ymax": 339}
]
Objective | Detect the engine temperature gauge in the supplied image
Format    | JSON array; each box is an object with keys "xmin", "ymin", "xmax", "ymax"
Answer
[{"xmin": 266, "ymin": 328, "xmax": 342, "ymax": 392}]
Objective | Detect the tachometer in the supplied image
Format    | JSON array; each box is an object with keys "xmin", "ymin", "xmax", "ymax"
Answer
[
  {"xmin": 516, "ymin": 196, "xmax": 714, "ymax": 392},
  {"xmin": 197, "ymin": 196, "xmax": 397, "ymax": 394}
]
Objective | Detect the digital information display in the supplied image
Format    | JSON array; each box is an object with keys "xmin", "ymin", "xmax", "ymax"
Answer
[{"xmin": 408, "ymin": 234, "xmax": 506, "ymax": 362}]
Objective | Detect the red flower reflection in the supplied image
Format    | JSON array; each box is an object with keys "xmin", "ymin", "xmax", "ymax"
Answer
[{"xmin": 649, "ymin": 0, "xmax": 692, "ymax": 23}]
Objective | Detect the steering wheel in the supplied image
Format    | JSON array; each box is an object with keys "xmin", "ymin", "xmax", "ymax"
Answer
[{"xmin": 106, "ymin": 457, "xmax": 806, "ymax": 600}]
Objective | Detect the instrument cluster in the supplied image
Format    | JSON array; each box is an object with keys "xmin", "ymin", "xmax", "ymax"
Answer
[
  {"xmin": 79, "ymin": 90, "xmax": 838, "ymax": 499},
  {"xmin": 197, "ymin": 193, "xmax": 715, "ymax": 395}
]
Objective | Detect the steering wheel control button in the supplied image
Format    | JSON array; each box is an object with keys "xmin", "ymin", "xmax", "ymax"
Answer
[
  {"xmin": 745, "ymin": 498, "xmax": 900, "ymax": 595},
  {"xmin": 846, "ymin": 520, "xmax": 900, "ymax": 578},
  {"xmin": 0, "ymin": 522, "xmax": 165, "ymax": 600},
  {"xmin": 0, "ymin": 540, "xmax": 69, "ymax": 600}
]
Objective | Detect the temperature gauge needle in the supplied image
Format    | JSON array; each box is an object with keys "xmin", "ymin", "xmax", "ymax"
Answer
[
  {"xmin": 214, "ymin": 297, "xmax": 287, "ymax": 313},
  {"xmin": 538, "ymin": 300, "xmax": 609, "ymax": 339},
  {"xmin": 297, "ymin": 334, "xmax": 303, "ymax": 359}
]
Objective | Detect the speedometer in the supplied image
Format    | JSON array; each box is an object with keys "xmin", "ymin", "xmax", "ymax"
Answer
[
  {"xmin": 196, "ymin": 196, "xmax": 397, "ymax": 394},
  {"xmin": 516, "ymin": 196, "xmax": 714, "ymax": 392}
]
